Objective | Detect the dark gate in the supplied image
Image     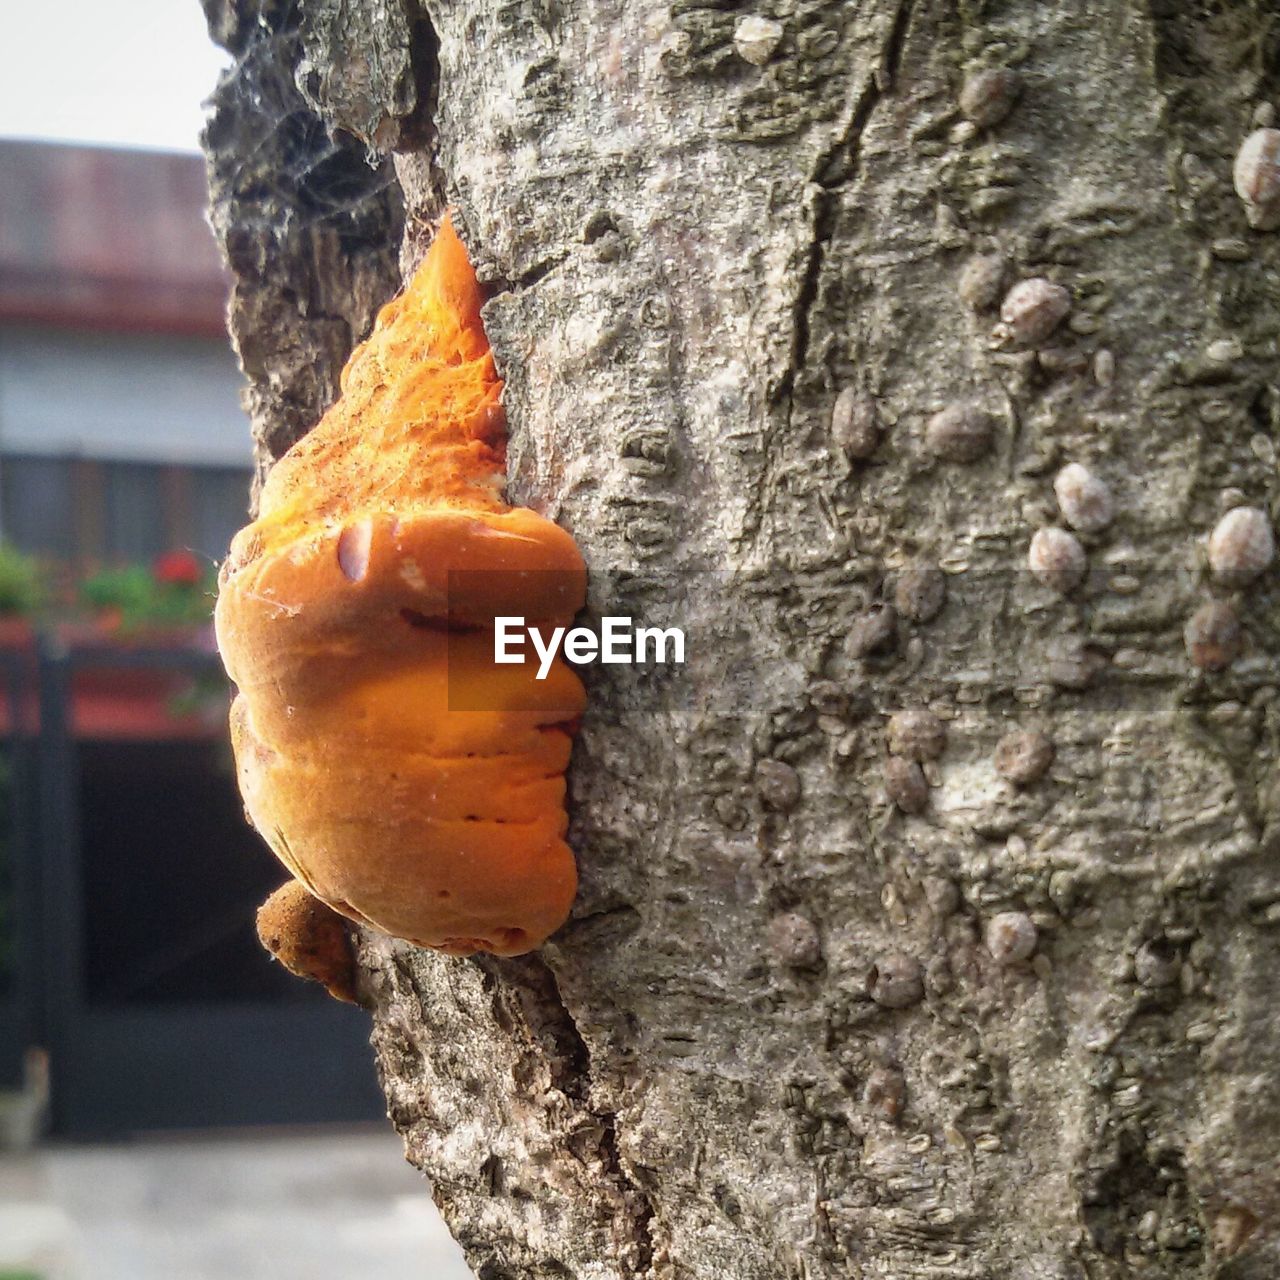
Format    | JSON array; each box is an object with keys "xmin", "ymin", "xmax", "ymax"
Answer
[
  {"xmin": 7, "ymin": 632, "xmax": 384, "ymax": 1135},
  {"xmin": 0, "ymin": 643, "xmax": 39, "ymax": 1091}
]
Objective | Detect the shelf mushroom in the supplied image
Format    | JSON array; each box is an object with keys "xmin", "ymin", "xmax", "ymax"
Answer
[{"xmin": 216, "ymin": 216, "xmax": 586, "ymax": 960}]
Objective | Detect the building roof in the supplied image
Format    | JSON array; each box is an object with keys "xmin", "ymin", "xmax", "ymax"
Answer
[{"xmin": 0, "ymin": 139, "xmax": 230, "ymax": 337}]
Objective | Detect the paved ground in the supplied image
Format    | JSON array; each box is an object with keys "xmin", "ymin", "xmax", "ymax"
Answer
[{"xmin": 0, "ymin": 1128, "xmax": 475, "ymax": 1280}]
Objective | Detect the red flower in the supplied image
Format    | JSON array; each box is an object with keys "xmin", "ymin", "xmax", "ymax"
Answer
[{"xmin": 153, "ymin": 550, "xmax": 204, "ymax": 586}]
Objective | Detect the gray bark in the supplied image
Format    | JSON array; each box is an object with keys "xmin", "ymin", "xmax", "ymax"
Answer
[{"xmin": 203, "ymin": 2, "xmax": 1280, "ymax": 1278}]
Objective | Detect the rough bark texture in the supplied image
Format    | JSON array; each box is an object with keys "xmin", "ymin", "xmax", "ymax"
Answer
[
  {"xmin": 202, "ymin": 0, "xmax": 409, "ymax": 487},
  {"xmin": 203, "ymin": 2, "xmax": 1280, "ymax": 1278}
]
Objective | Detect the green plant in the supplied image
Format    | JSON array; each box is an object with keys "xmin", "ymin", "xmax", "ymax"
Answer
[
  {"xmin": 79, "ymin": 556, "xmax": 217, "ymax": 630},
  {"xmin": 0, "ymin": 544, "xmax": 44, "ymax": 617}
]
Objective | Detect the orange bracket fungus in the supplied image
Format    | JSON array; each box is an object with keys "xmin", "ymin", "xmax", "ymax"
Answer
[
  {"xmin": 216, "ymin": 216, "xmax": 587, "ymax": 959},
  {"xmin": 256, "ymin": 880, "xmax": 360, "ymax": 1003}
]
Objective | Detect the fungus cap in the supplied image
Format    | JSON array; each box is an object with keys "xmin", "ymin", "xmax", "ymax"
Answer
[{"xmin": 217, "ymin": 216, "xmax": 586, "ymax": 957}]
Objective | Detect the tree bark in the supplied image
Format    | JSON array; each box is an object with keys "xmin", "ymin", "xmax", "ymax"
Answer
[{"xmin": 203, "ymin": 2, "xmax": 1280, "ymax": 1278}]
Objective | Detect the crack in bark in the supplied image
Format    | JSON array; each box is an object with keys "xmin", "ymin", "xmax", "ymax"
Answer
[
  {"xmin": 779, "ymin": 0, "xmax": 916, "ymax": 404},
  {"xmin": 401, "ymin": 5, "xmax": 443, "ymax": 154},
  {"xmin": 529, "ymin": 962, "xmax": 655, "ymax": 1280},
  {"xmin": 503, "ymin": 251, "xmax": 573, "ymax": 294},
  {"xmin": 482, "ymin": 951, "xmax": 658, "ymax": 1277},
  {"xmin": 600, "ymin": 1113, "xmax": 657, "ymax": 1277}
]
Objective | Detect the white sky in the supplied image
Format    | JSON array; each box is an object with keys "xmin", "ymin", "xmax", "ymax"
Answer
[{"xmin": 0, "ymin": 1, "xmax": 230, "ymax": 153}]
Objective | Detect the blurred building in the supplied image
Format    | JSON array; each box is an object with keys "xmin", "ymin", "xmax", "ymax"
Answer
[
  {"xmin": 0, "ymin": 139, "xmax": 249, "ymax": 566},
  {"xmin": 0, "ymin": 140, "xmax": 380, "ymax": 1135}
]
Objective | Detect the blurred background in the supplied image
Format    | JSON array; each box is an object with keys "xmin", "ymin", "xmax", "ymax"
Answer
[{"xmin": 0, "ymin": 4, "xmax": 471, "ymax": 1277}]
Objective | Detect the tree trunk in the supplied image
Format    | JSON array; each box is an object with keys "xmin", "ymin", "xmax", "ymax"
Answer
[{"xmin": 202, "ymin": 2, "xmax": 1280, "ymax": 1277}]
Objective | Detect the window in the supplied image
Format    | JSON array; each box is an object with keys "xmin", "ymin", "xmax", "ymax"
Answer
[
  {"xmin": 0, "ymin": 456, "xmax": 76, "ymax": 559},
  {"xmin": 103, "ymin": 462, "xmax": 166, "ymax": 562},
  {"xmin": 191, "ymin": 467, "xmax": 251, "ymax": 563},
  {"xmin": 0, "ymin": 454, "xmax": 250, "ymax": 567}
]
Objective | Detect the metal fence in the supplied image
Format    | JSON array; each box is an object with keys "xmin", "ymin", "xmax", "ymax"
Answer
[{"xmin": 1, "ymin": 635, "xmax": 383, "ymax": 1136}]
